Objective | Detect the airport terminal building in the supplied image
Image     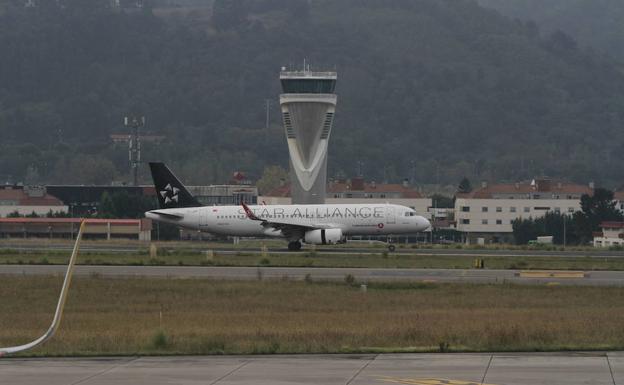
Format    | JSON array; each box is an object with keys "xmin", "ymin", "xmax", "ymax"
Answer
[{"xmin": 455, "ymin": 179, "xmax": 593, "ymax": 243}]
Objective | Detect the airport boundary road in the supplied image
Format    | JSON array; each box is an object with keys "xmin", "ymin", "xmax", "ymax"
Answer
[{"xmin": 3, "ymin": 265, "xmax": 624, "ymax": 286}]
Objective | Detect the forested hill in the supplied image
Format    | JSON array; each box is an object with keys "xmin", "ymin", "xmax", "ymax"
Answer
[
  {"xmin": 476, "ymin": 0, "xmax": 624, "ymax": 62},
  {"xmin": 1, "ymin": 0, "xmax": 624, "ymax": 187}
]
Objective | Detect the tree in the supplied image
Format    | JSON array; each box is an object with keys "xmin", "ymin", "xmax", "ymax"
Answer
[
  {"xmin": 512, "ymin": 217, "xmax": 539, "ymax": 245},
  {"xmin": 256, "ymin": 165, "xmax": 288, "ymax": 195},
  {"xmin": 512, "ymin": 212, "xmax": 577, "ymax": 245},
  {"xmin": 574, "ymin": 188, "xmax": 624, "ymax": 243},
  {"xmin": 458, "ymin": 177, "xmax": 472, "ymax": 193}
]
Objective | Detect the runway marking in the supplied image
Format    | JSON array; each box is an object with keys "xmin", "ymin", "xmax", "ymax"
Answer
[{"xmin": 376, "ymin": 376, "xmax": 498, "ymax": 385}]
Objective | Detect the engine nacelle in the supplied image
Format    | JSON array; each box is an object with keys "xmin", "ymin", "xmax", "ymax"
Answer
[{"xmin": 304, "ymin": 228, "xmax": 344, "ymax": 245}]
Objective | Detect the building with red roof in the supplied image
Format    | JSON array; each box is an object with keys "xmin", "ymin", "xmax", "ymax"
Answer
[
  {"xmin": 593, "ymin": 221, "xmax": 624, "ymax": 247},
  {"xmin": 614, "ymin": 191, "xmax": 624, "ymax": 215},
  {"xmin": 455, "ymin": 178, "xmax": 594, "ymax": 243},
  {"xmin": 0, "ymin": 185, "xmax": 67, "ymax": 217}
]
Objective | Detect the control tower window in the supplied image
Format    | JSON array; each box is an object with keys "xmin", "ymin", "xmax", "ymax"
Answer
[{"xmin": 281, "ymin": 79, "xmax": 336, "ymax": 93}]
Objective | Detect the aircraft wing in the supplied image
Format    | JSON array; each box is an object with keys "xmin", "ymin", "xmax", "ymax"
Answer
[{"xmin": 241, "ymin": 203, "xmax": 339, "ymax": 237}]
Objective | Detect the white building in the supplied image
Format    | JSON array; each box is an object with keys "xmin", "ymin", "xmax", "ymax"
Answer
[
  {"xmin": 615, "ymin": 191, "xmax": 624, "ymax": 215},
  {"xmin": 455, "ymin": 179, "xmax": 593, "ymax": 243},
  {"xmin": 593, "ymin": 222, "xmax": 624, "ymax": 247}
]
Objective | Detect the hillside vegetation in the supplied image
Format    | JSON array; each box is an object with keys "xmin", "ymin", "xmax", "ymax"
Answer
[
  {"xmin": 1, "ymin": 0, "xmax": 624, "ymax": 186},
  {"xmin": 477, "ymin": 0, "xmax": 624, "ymax": 61}
]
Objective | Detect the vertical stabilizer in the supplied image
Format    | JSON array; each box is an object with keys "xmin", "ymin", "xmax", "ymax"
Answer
[{"xmin": 148, "ymin": 162, "xmax": 201, "ymax": 209}]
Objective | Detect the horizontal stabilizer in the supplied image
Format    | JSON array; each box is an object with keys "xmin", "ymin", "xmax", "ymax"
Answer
[{"xmin": 146, "ymin": 210, "xmax": 184, "ymax": 220}]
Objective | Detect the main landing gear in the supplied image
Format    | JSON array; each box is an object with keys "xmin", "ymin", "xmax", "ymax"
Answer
[
  {"xmin": 288, "ymin": 241, "xmax": 302, "ymax": 251},
  {"xmin": 387, "ymin": 237, "xmax": 396, "ymax": 252}
]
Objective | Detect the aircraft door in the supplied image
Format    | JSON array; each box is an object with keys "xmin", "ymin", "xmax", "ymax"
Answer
[
  {"xmin": 199, "ymin": 209, "xmax": 209, "ymax": 230},
  {"xmin": 385, "ymin": 206, "xmax": 396, "ymax": 225}
]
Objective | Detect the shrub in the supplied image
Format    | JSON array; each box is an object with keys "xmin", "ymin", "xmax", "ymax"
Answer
[{"xmin": 151, "ymin": 330, "xmax": 169, "ymax": 349}]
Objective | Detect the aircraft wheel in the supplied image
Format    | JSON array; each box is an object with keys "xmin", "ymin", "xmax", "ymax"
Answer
[
  {"xmin": 388, "ymin": 244, "xmax": 396, "ymax": 252},
  {"xmin": 288, "ymin": 241, "xmax": 302, "ymax": 251}
]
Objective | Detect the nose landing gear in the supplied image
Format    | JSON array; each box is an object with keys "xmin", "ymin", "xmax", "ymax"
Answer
[{"xmin": 288, "ymin": 241, "xmax": 302, "ymax": 251}]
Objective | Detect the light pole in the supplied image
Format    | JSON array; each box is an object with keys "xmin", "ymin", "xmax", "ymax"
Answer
[{"xmin": 124, "ymin": 116, "xmax": 145, "ymax": 186}]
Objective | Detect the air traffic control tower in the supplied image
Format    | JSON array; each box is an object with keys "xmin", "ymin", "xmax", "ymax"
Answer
[{"xmin": 280, "ymin": 68, "xmax": 337, "ymax": 204}]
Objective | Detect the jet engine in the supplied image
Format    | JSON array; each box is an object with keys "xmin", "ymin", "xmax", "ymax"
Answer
[{"xmin": 304, "ymin": 229, "xmax": 344, "ymax": 245}]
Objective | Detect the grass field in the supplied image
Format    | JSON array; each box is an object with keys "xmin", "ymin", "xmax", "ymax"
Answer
[
  {"xmin": 1, "ymin": 248, "xmax": 624, "ymax": 271},
  {"xmin": 2, "ymin": 276, "xmax": 624, "ymax": 356}
]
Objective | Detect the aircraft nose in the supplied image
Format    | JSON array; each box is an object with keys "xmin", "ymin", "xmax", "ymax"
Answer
[{"xmin": 418, "ymin": 217, "xmax": 431, "ymax": 231}]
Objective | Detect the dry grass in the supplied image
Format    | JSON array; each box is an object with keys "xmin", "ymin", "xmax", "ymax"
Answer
[{"xmin": 2, "ymin": 277, "xmax": 624, "ymax": 356}]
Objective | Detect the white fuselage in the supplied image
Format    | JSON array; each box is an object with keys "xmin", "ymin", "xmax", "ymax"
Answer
[{"xmin": 146, "ymin": 203, "xmax": 430, "ymax": 239}]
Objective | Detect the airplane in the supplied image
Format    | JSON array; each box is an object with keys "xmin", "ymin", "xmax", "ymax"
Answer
[{"xmin": 145, "ymin": 163, "xmax": 431, "ymax": 251}]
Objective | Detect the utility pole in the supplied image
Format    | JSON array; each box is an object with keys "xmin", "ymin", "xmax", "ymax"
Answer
[
  {"xmin": 124, "ymin": 116, "xmax": 145, "ymax": 186},
  {"xmin": 563, "ymin": 214, "xmax": 567, "ymax": 250}
]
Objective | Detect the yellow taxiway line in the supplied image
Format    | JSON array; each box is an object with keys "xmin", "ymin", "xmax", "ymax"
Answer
[{"xmin": 518, "ymin": 270, "xmax": 585, "ymax": 278}]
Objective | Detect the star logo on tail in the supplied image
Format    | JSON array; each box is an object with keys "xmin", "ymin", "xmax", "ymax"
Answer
[{"xmin": 160, "ymin": 183, "xmax": 180, "ymax": 205}]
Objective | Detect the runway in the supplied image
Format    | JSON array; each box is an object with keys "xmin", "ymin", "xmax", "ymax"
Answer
[
  {"xmin": 1, "ymin": 352, "xmax": 622, "ymax": 384},
  {"xmin": 2, "ymin": 241, "xmax": 624, "ymax": 258},
  {"xmin": 2, "ymin": 264, "xmax": 624, "ymax": 285}
]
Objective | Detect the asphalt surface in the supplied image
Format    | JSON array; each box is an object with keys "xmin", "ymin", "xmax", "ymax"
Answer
[
  {"xmin": 3, "ymin": 265, "xmax": 624, "ymax": 286},
  {"xmin": 1, "ymin": 352, "xmax": 622, "ymax": 384},
  {"xmin": 2, "ymin": 242, "xmax": 624, "ymax": 258}
]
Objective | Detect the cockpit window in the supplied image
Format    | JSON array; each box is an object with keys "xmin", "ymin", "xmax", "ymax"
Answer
[{"xmin": 404, "ymin": 212, "xmax": 416, "ymax": 216}]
